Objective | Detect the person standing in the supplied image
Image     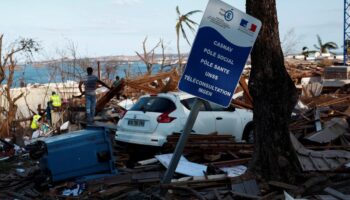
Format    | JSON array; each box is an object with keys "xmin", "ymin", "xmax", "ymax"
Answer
[
  {"xmin": 31, "ymin": 114, "xmax": 42, "ymax": 130},
  {"xmin": 79, "ymin": 67, "xmax": 110, "ymax": 125},
  {"xmin": 49, "ymin": 91, "xmax": 62, "ymax": 127},
  {"xmin": 112, "ymin": 76, "xmax": 124, "ymax": 99},
  {"xmin": 30, "ymin": 114, "xmax": 45, "ymax": 139},
  {"xmin": 50, "ymin": 91, "xmax": 62, "ymax": 108},
  {"xmin": 112, "ymin": 76, "xmax": 121, "ymax": 87}
]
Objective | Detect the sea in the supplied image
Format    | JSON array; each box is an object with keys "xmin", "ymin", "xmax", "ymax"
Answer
[{"xmin": 5, "ymin": 61, "xmax": 174, "ymax": 87}]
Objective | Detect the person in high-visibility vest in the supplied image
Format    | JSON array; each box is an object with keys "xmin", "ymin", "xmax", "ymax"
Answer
[
  {"xmin": 50, "ymin": 92, "xmax": 61, "ymax": 108},
  {"xmin": 49, "ymin": 91, "xmax": 62, "ymax": 128},
  {"xmin": 31, "ymin": 114, "xmax": 42, "ymax": 130}
]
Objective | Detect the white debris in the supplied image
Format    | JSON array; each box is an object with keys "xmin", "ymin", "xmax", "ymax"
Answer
[
  {"xmin": 294, "ymin": 100, "xmax": 308, "ymax": 111},
  {"xmin": 220, "ymin": 165, "xmax": 247, "ymax": 177},
  {"xmin": 62, "ymin": 183, "xmax": 85, "ymax": 196},
  {"xmin": 345, "ymin": 162, "xmax": 350, "ymax": 168},
  {"xmin": 16, "ymin": 168, "xmax": 25, "ymax": 173},
  {"xmin": 155, "ymin": 153, "xmax": 207, "ymax": 177},
  {"xmin": 31, "ymin": 130, "xmax": 42, "ymax": 139},
  {"xmin": 118, "ymin": 99, "xmax": 135, "ymax": 110},
  {"xmin": 60, "ymin": 121, "xmax": 70, "ymax": 131},
  {"xmin": 284, "ymin": 191, "xmax": 307, "ymax": 200},
  {"xmin": 137, "ymin": 158, "xmax": 158, "ymax": 166}
]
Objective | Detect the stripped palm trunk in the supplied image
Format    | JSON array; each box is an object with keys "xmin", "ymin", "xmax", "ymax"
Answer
[{"xmin": 246, "ymin": 0, "xmax": 300, "ymax": 182}]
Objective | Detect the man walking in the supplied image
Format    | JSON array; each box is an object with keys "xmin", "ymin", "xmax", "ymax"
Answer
[{"xmin": 79, "ymin": 67, "xmax": 110, "ymax": 124}]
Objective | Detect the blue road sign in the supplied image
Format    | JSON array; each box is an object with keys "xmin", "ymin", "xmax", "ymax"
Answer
[{"xmin": 179, "ymin": 0, "xmax": 261, "ymax": 107}]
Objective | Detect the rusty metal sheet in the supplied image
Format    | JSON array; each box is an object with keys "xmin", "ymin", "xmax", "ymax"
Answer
[{"xmin": 290, "ymin": 134, "xmax": 350, "ymax": 171}]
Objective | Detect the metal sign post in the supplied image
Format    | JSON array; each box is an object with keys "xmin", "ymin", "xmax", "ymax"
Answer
[
  {"xmin": 161, "ymin": 98, "xmax": 204, "ymax": 187},
  {"xmin": 161, "ymin": 0, "xmax": 261, "ymax": 194}
]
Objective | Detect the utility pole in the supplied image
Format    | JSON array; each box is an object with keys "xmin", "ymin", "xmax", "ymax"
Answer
[
  {"xmin": 344, "ymin": 0, "xmax": 350, "ymax": 65},
  {"xmin": 97, "ymin": 61, "xmax": 101, "ymax": 79}
]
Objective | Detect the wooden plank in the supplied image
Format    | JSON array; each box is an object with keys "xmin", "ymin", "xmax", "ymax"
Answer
[
  {"xmin": 87, "ymin": 174, "xmax": 131, "ymax": 187},
  {"xmin": 324, "ymin": 187, "xmax": 348, "ymax": 200},
  {"xmin": 5, "ymin": 191, "xmax": 32, "ymax": 200},
  {"xmin": 95, "ymin": 80, "xmax": 125, "ymax": 113},
  {"xmin": 208, "ymin": 158, "xmax": 251, "ymax": 168},
  {"xmin": 232, "ymin": 99, "xmax": 253, "ymax": 110},
  {"xmin": 127, "ymin": 70, "xmax": 177, "ymax": 85},
  {"xmin": 99, "ymin": 186, "xmax": 132, "ymax": 199},
  {"xmin": 131, "ymin": 171, "xmax": 162, "ymax": 182},
  {"xmin": 268, "ymin": 181, "xmax": 298, "ymax": 191},
  {"xmin": 126, "ymin": 82, "xmax": 159, "ymax": 94},
  {"xmin": 137, "ymin": 158, "xmax": 158, "ymax": 166},
  {"xmin": 214, "ymin": 189, "xmax": 223, "ymax": 200},
  {"xmin": 156, "ymin": 79, "xmax": 165, "ymax": 88},
  {"xmin": 230, "ymin": 190, "xmax": 261, "ymax": 200},
  {"xmin": 239, "ymin": 77, "xmax": 253, "ymax": 104}
]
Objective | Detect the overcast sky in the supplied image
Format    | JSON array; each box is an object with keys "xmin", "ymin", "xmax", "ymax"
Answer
[{"xmin": 0, "ymin": 0, "xmax": 343, "ymax": 60}]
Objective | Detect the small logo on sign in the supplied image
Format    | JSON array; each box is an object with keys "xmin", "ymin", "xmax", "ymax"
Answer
[
  {"xmin": 224, "ymin": 9, "xmax": 234, "ymax": 21},
  {"xmin": 239, "ymin": 19, "xmax": 257, "ymax": 32}
]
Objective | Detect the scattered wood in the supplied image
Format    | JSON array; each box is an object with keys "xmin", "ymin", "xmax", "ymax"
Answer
[
  {"xmin": 324, "ymin": 187, "xmax": 349, "ymax": 200},
  {"xmin": 268, "ymin": 181, "xmax": 299, "ymax": 191},
  {"xmin": 1, "ymin": 61, "xmax": 350, "ymax": 199}
]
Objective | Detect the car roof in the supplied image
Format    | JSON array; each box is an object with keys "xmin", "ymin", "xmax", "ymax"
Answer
[
  {"xmin": 138, "ymin": 92, "xmax": 193, "ymax": 100},
  {"xmin": 158, "ymin": 92, "xmax": 194, "ymax": 100},
  {"xmin": 140, "ymin": 91, "xmax": 244, "ymax": 101}
]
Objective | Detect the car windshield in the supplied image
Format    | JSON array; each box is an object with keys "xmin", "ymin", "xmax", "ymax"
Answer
[
  {"xmin": 130, "ymin": 97, "xmax": 176, "ymax": 113},
  {"xmin": 180, "ymin": 98, "xmax": 206, "ymax": 111}
]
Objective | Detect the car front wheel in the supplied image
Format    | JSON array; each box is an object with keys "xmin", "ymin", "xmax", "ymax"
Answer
[{"xmin": 242, "ymin": 122, "xmax": 254, "ymax": 143}]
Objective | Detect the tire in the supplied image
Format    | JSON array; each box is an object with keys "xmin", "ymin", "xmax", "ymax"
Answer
[{"xmin": 242, "ymin": 122, "xmax": 254, "ymax": 143}]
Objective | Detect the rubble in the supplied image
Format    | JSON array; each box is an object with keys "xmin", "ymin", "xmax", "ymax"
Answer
[{"xmin": 1, "ymin": 63, "xmax": 350, "ymax": 199}]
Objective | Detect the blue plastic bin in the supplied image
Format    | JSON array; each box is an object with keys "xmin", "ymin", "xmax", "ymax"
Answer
[{"xmin": 39, "ymin": 126, "xmax": 116, "ymax": 182}]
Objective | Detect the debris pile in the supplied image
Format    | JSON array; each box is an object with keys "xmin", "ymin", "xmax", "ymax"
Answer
[{"xmin": 1, "ymin": 64, "xmax": 350, "ymax": 199}]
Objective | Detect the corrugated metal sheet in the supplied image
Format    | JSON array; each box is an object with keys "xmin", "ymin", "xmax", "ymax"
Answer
[
  {"xmin": 290, "ymin": 134, "xmax": 350, "ymax": 171},
  {"xmin": 231, "ymin": 179, "xmax": 260, "ymax": 196},
  {"xmin": 306, "ymin": 118, "xmax": 348, "ymax": 143}
]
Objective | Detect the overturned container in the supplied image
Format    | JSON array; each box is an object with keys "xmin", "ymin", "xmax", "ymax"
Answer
[{"xmin": 31, "ymin": 127, "xmax": 116, "ymax": 182}]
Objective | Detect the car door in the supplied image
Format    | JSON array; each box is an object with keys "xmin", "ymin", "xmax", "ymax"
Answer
[
  {"xmin": 180, "ymin": 98, "xmax": 216, "ymax": 134},
  {"xmin": 208, "ymin": 102, "xmax": 244, "ymax": 140}
]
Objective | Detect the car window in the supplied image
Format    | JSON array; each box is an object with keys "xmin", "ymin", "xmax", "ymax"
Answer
[
  {"xmin": 208, "ymin": 102, "xmax": 226, "ymax": 111},
  {"xmin": 208, "ymin": 102, "xmax": 236, "ymax": 111},
  {"xmin": 180, "ymin": 98, "xmax": 207, "ymax": 111},
  {"xmin": 130, "ymin": 97, "xmax": 176, "ymax": 112}
]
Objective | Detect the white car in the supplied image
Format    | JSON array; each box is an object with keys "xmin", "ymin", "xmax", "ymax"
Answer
[{"xmin": 115, "ymin": 92, "xmax": 253, "ymax": 146}]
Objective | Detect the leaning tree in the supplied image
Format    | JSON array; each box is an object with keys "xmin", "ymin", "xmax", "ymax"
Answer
[{"xmin": 246, "ymin": 0, "xmax": 300, "ymax": 182}]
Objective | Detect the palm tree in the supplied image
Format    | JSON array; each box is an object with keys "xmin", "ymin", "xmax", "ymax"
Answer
[
  {"xmin": 175, "ymin": 6, "xmax": 201, "ymax": 73},
  {"xmin": 246, "ymin": 0, "xmax": 299, "ymax": 182},
  {"xmin": 301, "ymin": 46, "xmax": 316, "ymax": 60},
  {"xmin": 314, "ymin": 34, "xmax": 338, "ymax": 55}
]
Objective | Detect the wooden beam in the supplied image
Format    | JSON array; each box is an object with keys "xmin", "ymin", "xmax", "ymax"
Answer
[{"xmin": 239, "ymin": 77, "xmax": 253, "ymax": 104}]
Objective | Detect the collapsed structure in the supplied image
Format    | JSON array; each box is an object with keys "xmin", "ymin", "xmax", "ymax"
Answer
[{"xmin": 1, "ymin": 59, "xmax": 350, "ymax": 199}]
